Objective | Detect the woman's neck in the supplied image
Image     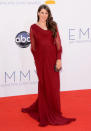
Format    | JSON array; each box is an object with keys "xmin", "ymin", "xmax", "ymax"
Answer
[
  {"xmin": 37, "ymin": 21, "xmax": 47, "ymax": 30},
  {"xmin": 37, "ymin": 21, "xmax": 46, "ymax": 26}
]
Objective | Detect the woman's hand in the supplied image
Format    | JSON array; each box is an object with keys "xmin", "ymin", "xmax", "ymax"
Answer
[{"xmin": 56, "ymin": 59, "xmax": 62, "ymax": 70}]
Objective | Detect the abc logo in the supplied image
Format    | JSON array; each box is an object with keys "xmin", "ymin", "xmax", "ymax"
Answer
[{"xmin": 15, "ymin": 31, "xmax": 30, "ymax": 48}]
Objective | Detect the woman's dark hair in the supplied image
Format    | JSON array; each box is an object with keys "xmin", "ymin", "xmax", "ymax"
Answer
[{"xmin": 37, "ymin": 4, "xmax": 57, "ymax": 38}]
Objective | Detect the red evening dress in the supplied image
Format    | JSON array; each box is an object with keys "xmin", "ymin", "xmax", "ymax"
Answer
[{"xmin": 21, "ymin": 23, "xmax": 76, "ymax": 126}]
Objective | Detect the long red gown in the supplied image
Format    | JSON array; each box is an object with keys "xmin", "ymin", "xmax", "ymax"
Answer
[{"xmin": 21, "ymin": 23, "xmax": 76, "ymax": 126}]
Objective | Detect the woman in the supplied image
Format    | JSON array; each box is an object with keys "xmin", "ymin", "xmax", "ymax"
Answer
[{"xmin": 21, "ymin": 4, "xmax": 76, "ymax": 126}]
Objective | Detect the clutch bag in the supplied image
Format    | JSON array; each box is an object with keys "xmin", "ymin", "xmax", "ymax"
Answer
[{"xmin": 54, "ymin": 64, "xmax": 62, "ymax": 72}]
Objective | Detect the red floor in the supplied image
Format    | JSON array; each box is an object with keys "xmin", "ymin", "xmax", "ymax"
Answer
[{"xmin": 0, "ymin": 89, "xmax": 91, "ymax": 131}]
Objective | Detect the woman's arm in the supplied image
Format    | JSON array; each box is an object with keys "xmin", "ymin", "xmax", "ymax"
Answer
[
  {"xmin": 55, "ymin": 25, "xmax": 63, "ymax": 70},
  {"xmin": 30, "ymin": 26, "xmax": 36, "ymax": 54}
]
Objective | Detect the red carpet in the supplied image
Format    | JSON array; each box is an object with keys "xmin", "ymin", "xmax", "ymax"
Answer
[{"xmin": 0, "ymin": 89, "xmax": 91, "ymax": 131}]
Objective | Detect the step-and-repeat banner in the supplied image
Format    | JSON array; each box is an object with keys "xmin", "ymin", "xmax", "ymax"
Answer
[{"xmin": 0, "ymin": 0, "xmax": 91, "ymax": 97}]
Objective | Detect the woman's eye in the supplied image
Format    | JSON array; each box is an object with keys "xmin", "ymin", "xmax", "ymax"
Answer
[{"xmin": 41, "ymin": 12, "xmax": 48, "ymax": 15}]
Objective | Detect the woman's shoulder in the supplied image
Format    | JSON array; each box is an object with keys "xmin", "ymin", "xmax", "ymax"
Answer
[
  {"xmin": 30, "ymin": 24, "xmax": 38, "ymax": 34},
  {"xmin": 30, "ymin": 23, "xmax": 36, "ymax": 29}
]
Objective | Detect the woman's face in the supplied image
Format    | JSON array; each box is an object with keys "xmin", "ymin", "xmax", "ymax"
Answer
[{"xmin": 38, "ymin": 8, "xmax": 48, "ymax": 22}]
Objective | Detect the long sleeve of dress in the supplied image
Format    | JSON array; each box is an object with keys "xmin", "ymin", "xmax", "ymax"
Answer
[
  {"xmin": 30, "ymin": 26, "xmax": 36, "ymax": 54},
  {"xmin": 55, "ymin": 25, "xmax": 63, "ymax": 60}
]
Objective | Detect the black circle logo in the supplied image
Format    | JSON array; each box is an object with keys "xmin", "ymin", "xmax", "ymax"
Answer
[{"xmin": 15, "ymin": 31, "xmax": 30, "ymax": 48}]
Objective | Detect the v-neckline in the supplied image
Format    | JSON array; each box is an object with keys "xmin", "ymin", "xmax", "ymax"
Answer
[{"xmin": 34, "ymin": 23, "xmax": 49, "ymax": 31}]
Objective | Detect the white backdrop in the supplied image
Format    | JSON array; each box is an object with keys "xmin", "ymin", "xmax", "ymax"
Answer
[{"xmin": 0, "ymin": 0, "xmax": 91, "ymax": 97}]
